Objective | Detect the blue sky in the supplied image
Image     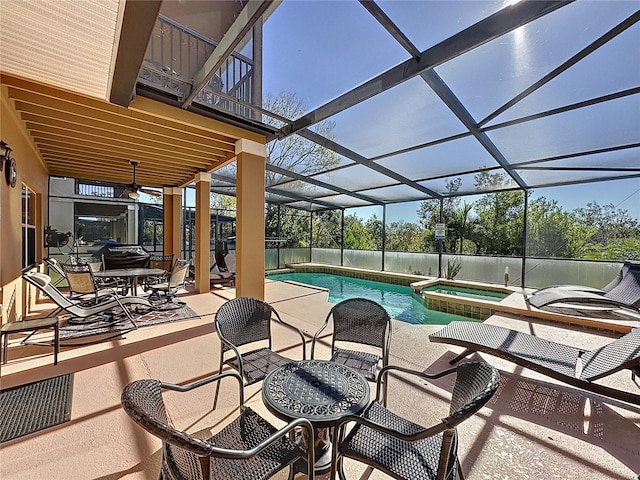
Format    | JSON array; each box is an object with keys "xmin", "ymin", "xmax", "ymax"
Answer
[{"xmin": 257, "ymin": 1, "xmax": 639, "ymax": 223}]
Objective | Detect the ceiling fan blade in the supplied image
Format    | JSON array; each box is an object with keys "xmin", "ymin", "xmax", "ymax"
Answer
[{"xmin": 139, "ymin": 187, "xmax": 162, "ymax": 197}]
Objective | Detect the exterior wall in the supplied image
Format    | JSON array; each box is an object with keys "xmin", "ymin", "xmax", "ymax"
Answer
[{"xmin": 1, "ymin": 85, "xmax": 49, "ymax": 322}]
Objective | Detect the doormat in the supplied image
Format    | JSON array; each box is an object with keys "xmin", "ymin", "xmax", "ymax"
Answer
[
  {"xmin": 0, "ymin": 373, "xmax": 74, "ymax": 443},
  {"xmin": 57, "ymin": 303, "xmax": 200, "ymax": 344}
]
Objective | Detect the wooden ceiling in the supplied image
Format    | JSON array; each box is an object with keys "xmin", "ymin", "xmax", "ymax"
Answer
[{"xmin": 2, "ymin": 74, "xmax": 263, "ymax": 189}]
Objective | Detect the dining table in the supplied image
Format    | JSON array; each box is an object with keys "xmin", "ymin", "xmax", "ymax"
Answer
[
  {"xmin": 94, "ymin": 267, "xmax": 167, "ymax": 296},
  {"xmin": 262, "ymin": 359, "xmax": 370, "ymax": 476}
]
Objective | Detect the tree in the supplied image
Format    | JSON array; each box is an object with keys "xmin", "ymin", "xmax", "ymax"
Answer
[
  {"xmin": 343, "ymin": 214, "xmax": 375, "ymax": 250},
  {"xmin": 417, "ymin": 178, "xmax": 462, "ymax": 252},
  {"xmin": 263, "ymin": 92, "xmax": 341, "ymax": 186},
  {"xmin": 448, "ymin": 202, "xmax": 478, "ymax": 254},
  {"xmin": 573, "ymin": 201, "xmax": 640, "ymax": 260},
  {"xmin": 263, "ymin": 92, "xmax": 342, "ymax": 243},
  {"xmin": 312, "ymin": 210, "xmax": 342, "ymax": 248},
  {"xmin": 265, "ymin": 204, "xmax": 310, "ymax": 248},
  {"xmin": 385, "ymin": 220, "xmax": 425, "ymax": 252},
  {"xmin": 473, "ymin": 172, "xmax": 524, "ymax": 255},
  {"xmin": 365, "ymin": 214, "xmax": 384, "ymax": 250}
]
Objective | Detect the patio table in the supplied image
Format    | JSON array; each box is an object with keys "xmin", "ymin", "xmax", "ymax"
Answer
[
  {"xmin": 94, "ymin": 268, "xmax": 167, "ymax": 296},
  {"xmin": 262, "ymin": 359, "xmax": 370, "ymax": 476}
]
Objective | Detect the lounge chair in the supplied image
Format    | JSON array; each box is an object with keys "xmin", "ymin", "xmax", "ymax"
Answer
[
  {"xmin": 530, "ymin": 260, "xmax": 638, "ymax": 296},
  {"xmin": 210, "ymin": 250, "xmax": 235, "ymax": 286},
  {"xmin": 429, "ymin": 321, "xmax": 640, "ymax": 404},
  {"xmin": 23, "ymin": 271, "xmax": 151, "ymax": 324},
  {"xmin": 527, "ymin": 262, "xmax": 640, "ymax": 313}
]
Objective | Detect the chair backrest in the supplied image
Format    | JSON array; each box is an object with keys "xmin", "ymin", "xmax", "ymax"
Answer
[
  {"xmin": 215, "ymin": 297, "xmax": 273, "ymax": 350},
  {"xmin": 6, "ymin": 287, "xmax": 18, "ymax": 322},
  {"xmin": 224, "ymin": 253, "xmax": 236, "ymax": 274},
  {"xmin": 446, "ymin": 362, "xmax": 500, "ymax": 423},
  {"xmin": 62, "ymin": 263, "xmax": 97, "ymax": 295},
  {"xmin": 22, "ymin": 272, "xmax": 74, "ymax": 310},
  {"xmin": 168, "ymin": 259, "xmax": 190, "ymax": 287},
  {"xmin": 121, "ymin": 379, "xmax": 213, "ymax": 476},
  {"xmin": 213, "ymin": 249, "xmax": 229, "ymax": 272},
  {"xmin": 43, "ymin": 256, "xmax": 66, "ymax": 278},
  {"xmin": 330, "ymin": 298, "xmax": 391, "ymax": 349},
  {"xmin": 604, "ymin": 262, "xmax": 640, "ymax": 307},
  {"xmin": 149, "ymin": 254, "xmax": 174, "ymax": 272},
  {"xmin": 580, "ymin": 328, "xmax": 640, "ymax": 381}
]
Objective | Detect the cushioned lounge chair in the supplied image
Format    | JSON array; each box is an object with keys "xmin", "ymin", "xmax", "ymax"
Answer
[
  {"xmin": 23, "ymin": 271, "xmax": 151, "ymax": 324},
  {"xmin": 527, "ymin": 262, "xmax": 640, "ymax": 313},
  {"xmin": 210, "ymin": 250, "xmax": 235, "ymax": 286},
  {"xmin": 429, "ymin": 321, "xmax": 640, "ymax": 404},
  {"xmin": 531, "ymin": 261, "xmax": 638, "ymax": 297}
]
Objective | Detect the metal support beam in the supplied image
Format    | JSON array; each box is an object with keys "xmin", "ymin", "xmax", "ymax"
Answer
[
  {"xmin": 267, "ymin": 164, "xmax": 382, "ymax": 205},
  {"xmin": 280, "ymin": 0, "xmax": 571, "ymax": 138}
]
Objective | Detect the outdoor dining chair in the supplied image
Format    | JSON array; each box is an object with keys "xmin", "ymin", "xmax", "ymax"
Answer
[
  {"xmin": 143, "ymin": 253, "xmax": 174, "ymax": 291},
  {"xmin": 121, "ymin": 371, "xmax": 315, "ymax": 480},
  {"xmin": 147, "ymin": 258, "xmax": 189, "ymax": 305},
  {"xmin": 213, "ymin": 297, "xmax": 307, "ymax": 409},
  {"xmin": 62, "ymin": 263, "xmax": 112, "ymax": 304},
  {"xmin": 311, "ymin": 298, "xmax": 392, "ymax": 400},
  {"xmin": 331, "ymin": 361, "xmax": 500, "ymax": 480}
]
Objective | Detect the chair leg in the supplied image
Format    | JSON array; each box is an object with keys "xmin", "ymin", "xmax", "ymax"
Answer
[
  {"xmin": 212, "ymin": 353, "xmax": 225, "ymax": 410},
  {"xmin": 457, "ymin": 460, "xmax": 465, "ymax": 480},
  {"xmin": 53, "ymin": 323, "xmax": 59, "ymax": 366},
  {"xmin": 1, "ymin": 332, "xmax": 8, "ymax": 364}
]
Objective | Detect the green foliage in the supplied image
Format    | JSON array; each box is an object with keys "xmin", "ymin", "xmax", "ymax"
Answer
[
  {"xmin": 445, "ymin": 258, "xmax": 462, "ymax": 279},
  {"xmin": 343, "ymin": 214, "xmax": 376, "ymax": 250},
  {"xmin": 473, "ymin": 172, "xmax": 524, "ymax": 255},
  {"xmin": 385, "ymin": 220, "xmax": 426, "ymax": 252},
  {"xmin": 312, "ymin": 210, "xmax": 342, "ymax": 248},
  {"xmin": 265, "ymin": 205, "xmax": 310, "ymax": 248}
]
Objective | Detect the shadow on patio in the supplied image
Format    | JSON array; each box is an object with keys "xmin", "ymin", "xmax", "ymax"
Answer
[{"xmin": 0, "ymin": 280, "xmax": 638, "ymax": 480}]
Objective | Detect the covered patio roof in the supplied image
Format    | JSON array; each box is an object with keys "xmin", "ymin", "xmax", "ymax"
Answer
[{"xmin": 0, "ymin": 0, "xmax": 638, "ymax": 209}]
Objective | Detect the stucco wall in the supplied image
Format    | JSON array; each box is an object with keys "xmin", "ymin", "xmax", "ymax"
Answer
[{"xmin": 1, "ymin": 84, "xmax": 49, "ymax": 321}]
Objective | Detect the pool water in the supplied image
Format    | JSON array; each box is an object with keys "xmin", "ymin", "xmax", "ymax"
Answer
[
  {"xmin": 422, "ymin": 284, "xmax": 508, "ymax": 302},
  {"xmin": 267, "ymin": 272, "xmax": 474, "ymax": 325}
]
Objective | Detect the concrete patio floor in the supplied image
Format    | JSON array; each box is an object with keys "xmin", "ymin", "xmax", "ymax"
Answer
[{"xmin": 1, "ymin": 279, "xmax": 639, "ymax": 480}]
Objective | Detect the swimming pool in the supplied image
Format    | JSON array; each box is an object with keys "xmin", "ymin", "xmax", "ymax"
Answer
[
  {"xmin": 267, "ymin": 272, "xmax": 474, "ymax": 325},
  {"xmin": 422, "ymin": 284, "xmax": 508, "ymax": 302}
]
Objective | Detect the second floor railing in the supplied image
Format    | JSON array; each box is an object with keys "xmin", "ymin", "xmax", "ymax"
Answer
[{"xmin": 138, "ymin": 14, "xmax": 254, "ymax": 116}]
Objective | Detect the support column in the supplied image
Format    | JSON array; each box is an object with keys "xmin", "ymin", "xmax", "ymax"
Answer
[
  {"xmin": 163, "ymin": 187, "xmax": 182, "ymax": 261},
  {"xmin": 194, "ymin": 172, "xmax": 211, "ymax": 294},
  {"xmin": 236, "ymin": 139, "xmax": 266, "ymax": 299}
]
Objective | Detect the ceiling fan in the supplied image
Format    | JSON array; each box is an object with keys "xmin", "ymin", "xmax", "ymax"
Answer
[{"xmin": 123, "ymin": 160, "xmax": 162, "ymax": 199}]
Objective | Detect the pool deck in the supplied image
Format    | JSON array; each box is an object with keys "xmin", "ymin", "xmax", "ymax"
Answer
[{"xmin": 0, "ymin": 278, "xmax": 639, "ymax": 480}]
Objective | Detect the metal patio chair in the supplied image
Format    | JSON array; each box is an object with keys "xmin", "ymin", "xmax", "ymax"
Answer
[
  {"xmin": 331, "ymin": 362, "xmax": 500, "ymax": 480},
  {"xmin": 213, "ymin": 297, "xmax": 307, "ymax": 409},
  {"xmin": 121, "ymin": 371, "xmax": 315, "ymax": 480},
  {"xmin": 311, "ymin": 298, "xmax": 392, "ymax": 400},
  {"xmin": 147, "ymin": 259, "xmax": 189, "ymax": 305}
]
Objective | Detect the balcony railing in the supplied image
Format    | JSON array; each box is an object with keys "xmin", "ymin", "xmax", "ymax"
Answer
[{"xmin": 138, "ymin": 14, "xmax": 254, "ymax": 116}]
